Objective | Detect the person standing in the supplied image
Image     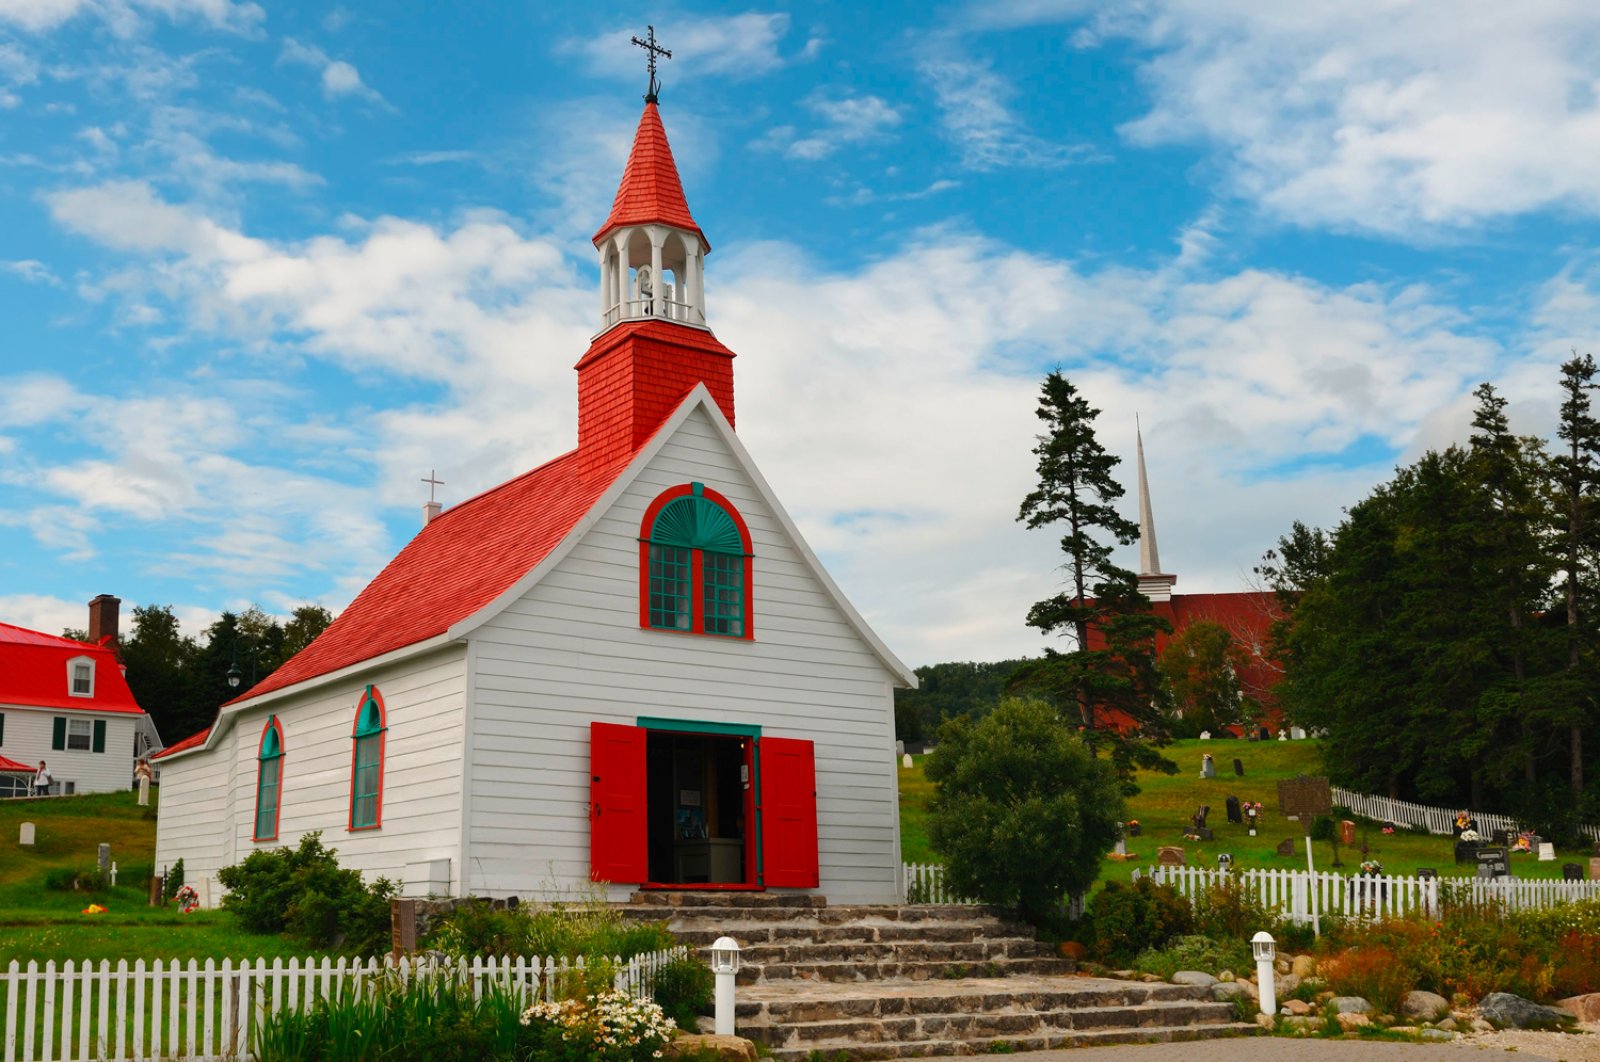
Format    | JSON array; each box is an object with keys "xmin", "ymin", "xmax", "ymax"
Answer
[
  {"xmin": 33, "ymin": 761, "xmax": 51, "ymax": 797},
  {"xmin": 135, "ymin": 758, "xmax": 153, "ymax": 806}
]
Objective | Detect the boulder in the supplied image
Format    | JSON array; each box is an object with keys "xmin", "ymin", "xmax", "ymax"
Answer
[
  {"xmin": 1329, "ymin": 996, "xmax": 1372, "ymax": 1015},
  {"xmin": 1401, "ymin": 990, "xmax": 1450, "ymax": 1022},
  {"xmin": 1283, "ymin": 998, "xmax": 1313, "ymax": 1016},
  {"xmin": 1172, "ymin": 970, "xmax": 1218, "ymax": 988},
  {"xmin": 1335, "ymin": 1012, "xmax": 1371, "ymax": 1031},
  {"xmin": 1470, "ymin": 1018, "xmax": 1494, "ymax": 1033},
  {"xmin": 1276, "ymin": 973, "xmax": 1301, "ymax": 997},
  {"xmin": 1212, "ymin": 982, "xmax": 1251, "ymax": 1003},
  {"xmin": 1419, "ymin": 1028, "xmax": 1457, "ymax": 1041},
  {"xmin": 1275, "ymin": 957, "xmax": 1291, "ymax": 975},
  {"xmin": 1559, "ymin": 992, "xmax": 1600, "ymax": 1023},
  {"xmin": 1234, "ymin": 978, "xmax": 1259, "ymax": 1000},
  {"xmin": 1478, "ymin": 992, "xmax": 1576, "ymax": 1030},
  {"xmin": 1254, "ymin": 1013, "xmax": 1275, "ymax": 1030},
  {"xmin": 1434, "ymin": 1017, "xmax": 1457, "ymax": 1032},
  {"xmin": 1291, "ymin": 954, "xmax": 1317, "ymax": 978},
  {"xmin": 666, "ymin": 1035, "xmax": 758, "ymax": 1061},
  {"xmin": 1216, "ymin": 969, "xmax": 1235, "ymax": 982}
]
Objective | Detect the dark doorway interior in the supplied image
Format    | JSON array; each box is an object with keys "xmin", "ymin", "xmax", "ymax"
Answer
[{"xmin": 645, "ymin": 731, "xmax": 749, "ymax": 884}]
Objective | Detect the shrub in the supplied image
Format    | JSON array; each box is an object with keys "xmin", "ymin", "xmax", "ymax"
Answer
[
  {"xmin": 926, "ymin": 699, "xmax": 1124, "ymax": 928},
  {"xmin": 43, "ymin": 867, "xmax": 77, "ymax": 892},
  {"xmin": 1132, "ymin": 934, "xmax": 1250, "ymax": 980},
  {"xmin": 426, "ymin": 894, "xmax": 675, "ymax": 963},
  {"xmin": 1087, "ymin": 878, "xmax": 1194, "ymax": 965},
  {"xmin": 652, "ymin": 956, "xmax": 713, "ymax": 1029},
  {"xmin": 217, "ymin": 832, "xmax": 396, "ymax": 955},
  {"xmin": 522, "ymin": 990, "xmax": 677, "ymax": 1062},
  {"xmin": 1320, "ymin": 944, "xmax": 1415, "ymax": 1014},
  {"xmin": 163, "ymin": 858, "xmax": 185, "ymax": 902},
  {"xmin": 1192, "ymin": 874, "xmax": 1284, "ymax": 940}
]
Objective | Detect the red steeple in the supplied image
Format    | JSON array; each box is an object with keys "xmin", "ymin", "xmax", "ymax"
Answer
[{"xmin": 593, "ymin": 102, "xmax": 709, "ymax": 252}]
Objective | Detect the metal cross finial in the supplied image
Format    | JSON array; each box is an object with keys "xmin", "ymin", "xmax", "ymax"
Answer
[
  {"xmin": 422, "ymin": 469, "xmax": 444, "ymax": 503},
  {"xmin": 631, "ymin": 25, "xmax": 672, "ymax": 103}
]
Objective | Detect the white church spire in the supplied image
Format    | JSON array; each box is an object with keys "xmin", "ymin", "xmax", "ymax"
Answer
[{"xmin": 1135, "ymin": 419, "xmax": 1176, "ymax": 602}]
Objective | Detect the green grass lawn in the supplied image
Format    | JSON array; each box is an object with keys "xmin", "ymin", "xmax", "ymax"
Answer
[{"xmin": 899, "ymin": 738, "xmax": 1594, "ymax": 884}]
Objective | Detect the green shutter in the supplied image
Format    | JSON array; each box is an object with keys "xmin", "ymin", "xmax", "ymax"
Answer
[
  {"xmin": 52, "ymin": 717, "xmax": 66, "ymax": 751},
  {"xmin": 92, "ymin": 720, "xmax": 106, "ymax": 754},
  {"xmin": 0, "ymin": 713, "xmax": 5, "ymax": 746}
]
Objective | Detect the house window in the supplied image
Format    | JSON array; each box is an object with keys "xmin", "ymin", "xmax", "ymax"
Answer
[
  {"xmin": 254, "ymin": 717, "xmax": 284, "ymax": 842},
  {"xmin": 349, "ymin": 687, "xmax": 386, "ymax": 831},
  {"xmin": 639, "ymin": 483, "xmax": 753, "ymax": 639},
  {"xmin": 66, "ymin": 657, "xmax": 94, "ymax": 697},
  {"xmin": 67, "ymin": 719, "xmax": 92, "ymax": 751}
]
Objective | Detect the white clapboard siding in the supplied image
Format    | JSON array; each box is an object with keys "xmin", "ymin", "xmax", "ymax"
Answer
[
  {"xmin": 0, "ymin": 948, "xmax": 686, "ymax": 1062},
  {"xmin": 466, "ymin": 405, "xmax": 902, "ymax": 903},
  {"xmin": 154, "ymin": 646, "xmax": 468, "ymax": 897},
  {"xmin": 1328, "ymin": 786, "xmax": 1600, "ymax": 843},
  {"xmin": 0, "ymin": 709, "xmax": 140, "ymax": 795}
]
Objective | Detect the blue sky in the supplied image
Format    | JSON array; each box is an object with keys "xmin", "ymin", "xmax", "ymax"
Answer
[{"xmin": 3, "ymin": 1, "xmax": 1600, "ymax": 666}]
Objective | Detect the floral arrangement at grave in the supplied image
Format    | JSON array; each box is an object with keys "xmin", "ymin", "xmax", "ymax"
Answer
[
  {"xmin": 1513, "ymin": 831, "xmax": 1534, "ymax": 854},
  {"xmin": 1381, "ymin": 821, "xmax": 1395, "ymax": 835},
  {"xmin": 521, "ymin": 989, "xmax": 676, "ymax": 1062},
  {"xmin": 1459, "ymin": 828, "xmax": 1481, "ymax": 842},
  {"xmin": 1359, "ymin": 859, "xmax": 1383, "ymax": 877},
  {"xmin": 174, "ymin": 884, "xmax": 200, "ymax": 914},
  {"xmin": 1242, "ymin": 801, "xmax": 1263, "ymax": 835}
]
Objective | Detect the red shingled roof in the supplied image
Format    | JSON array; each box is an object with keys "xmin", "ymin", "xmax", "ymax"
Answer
[
  {"xmin": 0, "ymin": 755, "xmax": 34, "ymax": 773},
  {"xmin": 232, "ymin": 449, "xmax": 622, "ymax": 703},
  {"xmin": 593, "ymin": 101, "xmax": 708, "ymax": 251},
  {"xmin": 151, "ymin": 726, "xmax": 209, "ymax": 760},
  {"xmin": 0, "ymin": 623, "xmax": 145, "ymax": 715}
]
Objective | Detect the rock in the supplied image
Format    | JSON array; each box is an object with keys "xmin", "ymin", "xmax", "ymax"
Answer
[
  {"xmin": 1254, "ymin": 1013, "xmax": 1275, "ymax": 1030},
  {"xmin": 1401, "ymin": 990, "xmax": 1450, "ymax": 1022},
  {"xmin": 1315, "ymin": 991, "xmax": 1334, "ymax": 1003},
  {"xmin": 1283, "ymin": 999, "xmax": 1313, "ymax": 1016},
  {"xmin": 1291, "ymin": 954, "xmax": 1317, "ymax": 978},
  {"xmin": 1419, "ymin": 1028, "xmax": 1456, "ymax": 1041},
  {"xmin": 1435, "ymin": 1017, "xmax": 1457, "ymax": 1031},
  {"xmin": 1470, "ymin": 1018, "xmax": 1494, "ymax": 1033},
  {"xmin": 1111, "ymin": 969, "xmax": 1137, "ymax": 980},
  {"xmin": 1172, "ymin": 970, "xmax": 1218, "ymax": 988},
  {"xmin": 1217, "ymin": 969, "xmax": 1235, "ymax": 982},
  {"xmin": 1277, "ymin": 973, "xmax": 1301, "ymax": 996},
  {"xmin": 665, "ymin": 1035, "xmax": 758, "ymax": 1061},
  {"xmin": 1142, "ymin": 973, "xmax": 1165, "ymax": 983},
  {"xmin": 1234, "ymin": 979, "xmax": 1259, "ymax": 999},
  {"xmin": 1478, "ymin": 992, "xmax": 1576, "ymax": 1029},
  {"xmin": 1057, "ymin": 940, "xmax": 1087, "ymax": 962},
  {"xmin": 1388, "ymin": 1026, "xmax": 1416, "ymax": 1035},
  {"xmin": 1559, "ymin": 992, "xmax": 1600, "ymax": 1023},
  {"xmin": 1283, "ymin": 1015, "xmax": 1314, "ymax": 1029},
  {"xmin": 1329, "ymin": 996, "xmax": 1372, "ymax": 1015},
  {"xmin": 1375, "ymin": 1014, "xmax": 1396, "ymax": 1027},
  {"xmin": 1336, "ymin": 1012, "xmax": 1371, "ymax": 1031},
  {"xmin": 1275, "ymin": 957, "xmax": 1291, "ymax": 975},
  {"xmin": 1213, "ymin": 982, "xmax": 1251, "ymax": 1003}
]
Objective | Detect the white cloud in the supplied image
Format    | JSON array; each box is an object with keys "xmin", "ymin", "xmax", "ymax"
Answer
[
  {"xmin": 278, "ymin": 37, "xmax": 384, "ymax": 104},
  {"xmin": 0, "ymin": 0, "xmax": 263, "ymax": 33},
  {"xmin": 921, "ymin": 55, "xmax": 1101, "ymax": 170},
  {"xmin": 760, "ymin": 92, "xmax": 903, "ymax": 160},
  {"xmin": 569, "ymin": 14, "xmax": 794, "ymax": 84},
  {"xmin": 2, "ymin": 259, "xmax": 62, "ymax": 285},
  {"xmin": 986, "ymin": 2, "xmax": 1600, "ymax": 235}
]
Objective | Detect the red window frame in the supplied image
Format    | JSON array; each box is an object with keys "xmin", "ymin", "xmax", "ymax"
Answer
[
  {"xmin": 637, "ymin": 483, "xmax": 755, "ymax": 640},
  {"xmin": 348, "ymin": 686, "xmax": 387, "ymax": 832},
  {"xmin": 253, "ymin": 716, "xmax": 285, "ymax": 843}
]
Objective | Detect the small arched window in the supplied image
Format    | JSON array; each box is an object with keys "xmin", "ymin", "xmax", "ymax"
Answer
[
  {"xmin": 349, "ymin": 686, "xmax": 386, "ymax": 831},
  {"xmin": 253, "ymin": 717, "xmax": 284, "ymax": 842},
  {"xmin": 639, "ymin": 483, "xmax": 753, "ymax": 638}
]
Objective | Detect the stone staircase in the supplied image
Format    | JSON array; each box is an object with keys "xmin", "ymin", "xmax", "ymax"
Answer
[{"xmin": 620, "ymin": 892, "xmax": 1256, "ymax": 1059}]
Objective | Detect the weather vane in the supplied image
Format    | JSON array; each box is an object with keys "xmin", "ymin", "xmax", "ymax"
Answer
[{"xmin": 631, "ymin": 25, "xmax": 671, "ymax": 103}]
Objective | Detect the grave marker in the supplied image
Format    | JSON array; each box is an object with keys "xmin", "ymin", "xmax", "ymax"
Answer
[
  {"xmin": 98, "ymin": 844, "xmax": 110, "ymax": 872},
  {"xmin": 1475, "ymin": 846, "xmax": 1510, "ymax": 880},
  {"xmin": 1339, "ymin": 820, "xmax": 1356, "ymax": 846},
  {"xmin": 902, "ymin": 753, "xmax": 913, "ymax": 769},
  {"xmin": 1233, "ymin": 758, "xmax": 1244, "ymax": 777},
  {"xmin": 1225, "ymin": 795, "xmax": 1242, "ymax": 824},
  {"xmin": 1417, "ymin": 867, "xmax": 1437, "ymax": 879},
  {"xmin": 1217, "ymin": 853, "xmax": 1233, "ymax": 870},
  {"xmin": 1539, "ymin": 842, "xmax": 1556, "ymax": 862},
  {"xmin": 1590, "ymin": 857, "xmax": 1600, "ymax": 880},
  {"xmin": 19, "ymin": 822, "xmax": 34, "ymax": 846},
  {"xmin": 1157, "ymin": 846, "xmax": 1186, "ymax": 867},
  {"xmin": 1200, "ymin": 755, "xmax": 1216, "ymax": 779},
  {"xmin": 1276, "ymin": 838, "xmax": 1294, "ymax": 856},
  {"xmin": 1565, "ymin": 863, "xmax": 1584, "ymax": 881}
]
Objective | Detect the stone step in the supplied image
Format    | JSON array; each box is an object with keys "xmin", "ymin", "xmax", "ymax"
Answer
[
  {"xmin": 751, "ymin": 1000, "xmax": 1239, "ymax": 1047},
  {"xmin": 618, "ymin": 902, "xmax": 1023, "ymax": 928},
  {"xmin": 737, "ymin": 955, "xmax": 1076, "ymax": 985},
  {"xmin": 625, "ymin": 890, "xmax": 827, "ymax": 909},
  {"xmin": 759, "ymin": 1021, "xmax": 1260, "ymax": 1061},
  {"xmin": 735, "ymin": 939, "xmax": 1057, "ymax": 966},
  {"xmin": 662, "ymin": 922, "xmax": 1041, "ymax": 947},
  {"xmin": 735, "ymin": 976, "xmax": 1214, "ymax": 1024}
]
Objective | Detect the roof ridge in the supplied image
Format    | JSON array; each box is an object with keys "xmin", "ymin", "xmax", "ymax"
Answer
[
  {"xmin": 0, "ymin": 622, "xmax": 97, "ymax": 649},
  {"xmin": 428, "ymin": 447, "xmax": 581, "ymax": 523}
]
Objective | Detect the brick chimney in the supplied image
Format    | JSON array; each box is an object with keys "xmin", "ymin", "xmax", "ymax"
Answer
[{"xmin": 87, "ymin": 594, "xmax": 120, "ymax": 647}]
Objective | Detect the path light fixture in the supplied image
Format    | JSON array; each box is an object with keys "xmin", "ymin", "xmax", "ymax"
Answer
[
  {"xmin": 1252, "ymin": 931, "xmax": 1277, "ymax": 1017},
  {"xmin": 709, "ymin": 936, "xmax": 741, "ymax": 1036}
]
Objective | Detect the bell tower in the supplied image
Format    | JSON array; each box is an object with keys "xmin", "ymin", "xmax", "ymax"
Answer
[{"xmin": 576, "ymin": 33, "xmax": 736, "ymax": 478}]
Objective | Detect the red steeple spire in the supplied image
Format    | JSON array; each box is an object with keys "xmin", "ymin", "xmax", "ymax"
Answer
[{"xmin": 593, "ymin": 102, "xmax": 709, "ymax": 251}]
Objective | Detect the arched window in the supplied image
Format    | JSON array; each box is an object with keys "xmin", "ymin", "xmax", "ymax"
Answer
[
  {"xmin": 253, "ymin": 717, "xmax": 284, "ymax": 842},
  {"xmin": 639, "ymin": 483, "xmax": 753, "ymax": 638},
  {"xmin": 349, "ymin": 686, "xmax": 386, "ymax": 831}
]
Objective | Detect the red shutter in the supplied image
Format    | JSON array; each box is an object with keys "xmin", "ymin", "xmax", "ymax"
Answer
[
  {"xmin": 589, "ymin": 722, "xmax": 648, "ymax": 884},
  {"xmin": 759, "ymin": 737, "xmax": 819, "ymax": 888}
]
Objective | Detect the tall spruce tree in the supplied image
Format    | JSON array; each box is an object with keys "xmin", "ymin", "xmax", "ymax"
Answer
[
  {"xmin": 1555, "ymin": 353, "xmax": 1600, "ymax": 798},
  {"xmin": 1015, "ymin": 372, "xmax": 1172, "ymax": 783}
]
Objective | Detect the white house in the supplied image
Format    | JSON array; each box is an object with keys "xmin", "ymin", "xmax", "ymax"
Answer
[
  {"xmin": 0, "ymin": 595, "xmax": 162, "ymax": 797},
  {"xmin": 154, "ymin": 94, "xmax": 916, "ymax": 906}
]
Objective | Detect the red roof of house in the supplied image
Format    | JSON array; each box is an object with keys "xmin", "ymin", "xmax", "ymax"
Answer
[
  {"xmin": 151, "ymin": 726, "xmax": 210, "ymax": 760},
  {"xmin": 593, "ymin": 101, "xmax": 708, "ymax": 251},
  {"xmin": 233, "ymin": 449, "xmax": 622, "ymax": 703},
  {"xmin": 0, "ymin": 754, "xmax": 34, "ymax": 773},
  {"xmin": 0, "ymin": 623, "xmax": 145, "ymax": 715}
]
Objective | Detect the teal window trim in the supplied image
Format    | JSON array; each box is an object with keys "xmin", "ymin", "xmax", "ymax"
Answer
[{"xmin": 635, "ymin": 716, "xmax": 761, "ymax": 737}]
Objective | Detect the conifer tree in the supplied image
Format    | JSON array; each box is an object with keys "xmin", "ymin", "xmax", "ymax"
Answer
[{"xmin": 1555, "ymin": 353, "xmax": 1600, "ymax": 797}]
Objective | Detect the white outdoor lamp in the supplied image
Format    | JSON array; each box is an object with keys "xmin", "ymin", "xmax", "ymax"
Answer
[
  {"xmin": 709, "ymin": 936, "xmax": 741, "ymax": 1036},
  {"xmin": 1252, "ymin": 931, "xmax": 1277, "ymax": 1017}
]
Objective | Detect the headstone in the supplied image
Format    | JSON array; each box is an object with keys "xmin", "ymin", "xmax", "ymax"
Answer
[
  {"xmin": 1278, "ymin": 730, "xmax": 1287, "ymax": 741},
  {"xmin": 1126, "ymin": 821, "xmax": 1141, "ymax": 837},
  {"xmin": 1539, "ymin": 842, "xmax": 1556, "ymax": 862},
  {"xmin": 1339, "ymin": 820, "xmax": 1356, "ymax": 846},
  {"xmin": 1225, "ymin": 795, "xmax": 1242, "ymax": 824},
  {"xmin": 1276, "ymin": 838, "xmax": 1294, "ymax": 856},
  {"xmin": 1217, "ymin": 852, "xmax": 1233, "ymax": 869},
  {"xmin": 1259, "ymin": 727, "xmax": 1271, "ymax": 741},
  {"xmin": 1565, "ymin": 863, "xmax": 1584, "ymax": 881},
  {"xmin": 1199, "ymin": 730, "xmax": 1211, "ymax": 740},
  {"xmin": 901, "ymin": 753, "xmax": 913, "ymax": 769},
  {"xmin": 1192, "ymin": 805, "xmax": 1211, "ymax": 830},
  {"xmin": 1492, "ymin": 829, "xmax": 1511, "ymax": 847},
  {"xmin": 1200, "ymin": 755, "xmax": 1216, "ymax": 779},
  {"xmin": 1455, "ymin": 841, "xmax": 1480, "ymax": 864},
  {"xmin": 1476, "ymin": 846, "xmax": 1510, "ymax": 880},
  {"xmin": 1157, "ymin": 846, "xmax": 1186, "ymax": 867},
  {"xmin": 1589, "ymin": 857, "xmax": 1600, "ymax": 880},
  {"xmin": 895, "ymin": 740, "xmax": 904, "ymax": 756},
  {"xmin": 1233, "ymin": 758, "xmax": 1244, "ymax": 777},
  {"xmin": 98, "ymin": 844, "xmax": 110, "ymax": 872},
  {"xmin": 1417, "ymin": 867, "xmax": 1437, "ymax": 880},
  {"xmin": 1114, "ymin": 837, "xmax": 1128, "ymax": 857},
  {"xmin": 19, "ymin": 822, "xmax": 34, "ymax": 846},
  {"xmin": 1290, "ymin": 726, "xmax": 1307, "ymax": 740},
  {"xmin": 1189, "ymin": 827, "xmax": 1214, "ymax": 841}
]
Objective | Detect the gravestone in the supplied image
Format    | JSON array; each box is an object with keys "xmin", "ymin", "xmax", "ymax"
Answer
[
  {"xmin": 1565, "ymin": 863, "xmax": 1584, "ymax": 881},
  {"xmin": 1113, "ymin": 837, "xmax": 1128, "ymax": 857},
  {"xmin": 98, "ymin": 843, "xmax": 110, "ymax": 872},
  {"xmin": 1492, "ymin": 829, "xmax": 1511, "ymax": 846},
  {"xmin": 1233, "ymin": 758, "xmax": 1244, "ymax": 777},
  {"xmin": 1192, "ymin": 805, "xmax": 1211, "ymax": 830},
  {"xmin": 1276, "ymin": 838, "xmax": 1294, "ymax": 856},
  {"xmin": 1278, "ymin": 731, "xmax": 1287, "ymax": 741},
  {"xmin": 901, "ymin": 753, "xmax": 913, "ymax": 769},
  {"xmin": 1199, "ymin": 730, "xmax": 1212, "ymax": 740},
  {"xmin": 1218, "ymin": 853, "xmax": 1233, "ymax": 870},
  {"xmin": 895, "ymin": 740, "xmax": 904, "ymax": 757},
  {"xmin": 1157, "ymin": 846, "xmax": 1186, "ymax": 867},
  {"xmin": 1417, "ymin": 867, "xmax": 1437, "ymax": 880},
  {"xmin": 1290, "ymin": 727, "xmax": 1307, "ymax": 740},
  {"xmin": 1475, "ymin": 846, "xmax": 1510, "ymax": 880},
  {"xmin": 1589, "ymin": 857, "xmax": 1600, "ymax": 880},
  {"xmin": 1226, "ymin": 795, "xmax": 1242, "ymax": 824},
  {"xmin": 1455, "ymin": 840, "xmax": 1480, "ymax": 864},
  {"xmin": 1126, "ymin": 821, "xmax": 1142, "ymax": 837},
  {"xmin": 1539, "ymin": 842, "xmax": 1556, "ymax": 862},
  {"xmin": 19, "ymin": 822, "xmax": 34, "ymax": 846},
  {"xmin": 1189, "ymin": 827, "xmax": 1214, "ymax": 841},
  {"xmin": 1339, "ymin": 820, "xmax": 1356, "ymax": 846},
  {"xmin": 1200, "ymin": 755, "xmax": 1216, "ymax": 779}
]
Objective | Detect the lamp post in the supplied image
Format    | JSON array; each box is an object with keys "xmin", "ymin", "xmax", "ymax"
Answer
[
  {"xmin": 226, "ymin": 632, "xmax": 258, "ymax": 691},
  {"xmin": 709, "ymin": 936, "xmax": 741, "ymax": 1036},
  {"xmin": 1252, "ymin": 931, "xmax": 1277, "ymax": 1017}
]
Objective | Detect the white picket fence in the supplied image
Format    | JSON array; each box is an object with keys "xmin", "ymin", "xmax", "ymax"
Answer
[
  {"xmin": 1144, "ymin": 865, "xmax": 1600, "ymax": 924},
  {"xmin": 1330, "ymin": 785, "xmax": 1600, "ymax": 843},
  {"xmin": 0, "ymin": 947, "xmax": 685, "ymax": 1062},
  {"xmin": 901, "ymin": 863, "xmax": 1086, "ymax": 919}
]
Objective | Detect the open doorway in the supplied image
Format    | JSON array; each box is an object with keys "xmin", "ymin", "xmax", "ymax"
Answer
[{"xmin": 645, "ymin": 731, "xmax": 751, "ymax": 885}]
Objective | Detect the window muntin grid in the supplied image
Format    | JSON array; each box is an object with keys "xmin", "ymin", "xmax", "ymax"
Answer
[
  {"xmin": 350, "ymin": 694, "xmax": 384, "ymax": 829},
  {"xmin": 703, "ymin": 550, "xmax": 744, "ymax": 637},
  {"xmin": 255, "ymin": 721, "xmax": 283, "ymax": 841},
  {"xmin": 649, "ymin": 544, "xmax": 693, "ymax": 630}
]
